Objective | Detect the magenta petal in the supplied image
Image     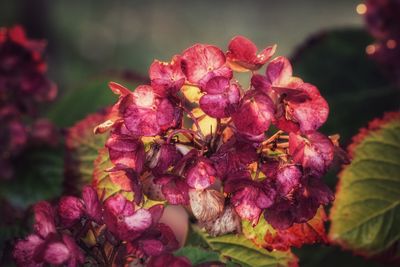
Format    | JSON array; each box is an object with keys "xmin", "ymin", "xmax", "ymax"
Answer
[
  {"xmin": 228, "ymin": 36, "xmax": 258, "ymax": 63},
  {"xmin": 156, "ymin": 98, "xmax": 179, "ymax": 131},
  {"xmin": 149, "ymin": 55, "xmax": 185, "ymax": 97},
  {"xmin": 197, "ymin": 65, "xmax": 233, "ymax": 89},
  {"xmin": 82, "ymin": 185, "xmax": 102, "ymax": 224},
  {"xmin": 181, "ymin": 44, "xmax": 229, "ymax": 86},
  {"xmin": 149, "ymin": 144, "xmax": 182, "ymax": 176},
  {"xmin": 61, "ymin": 234, "xmax": 85, "ymax": 267},
  {"xmin": 203, "ymin": 76, "xmax": 229, "ymax": 94},
  {"xmin": 227, "ymin": 36, "xmax": 276, "ymax": 71},
  {"xmin": 264, "ymin": 200, "xmax": 294, "ymax": 230},
  {"xmin": 139, "ymin": 239, "xmax": 165, "ymax": 256},
  {"xmin": 186, "ymin": 157, "xmax": 216, "ymax": 190},
  {"xmin": 292, "ymin": 177, "xmax": 333, "ymax": 223},
  {"xmin": 154, "ymin": 223, "xmax": 180, "ymax": 252},
  {"xmin": 231, "ymin": 186, "xmax": 263, "ymax": 225},
  {"xmin": 276, "ymin": 165, "xmax": 302, "ymax": 196},
  {"xmin": 229, "ymin": 179, "xmax": 276, "ymax": 225},
  {"xmin": 289, "ymin": 132, "xmax": 334, "ymax": 176},
  {"xmin": 251, "ymin": 74, "xmax": 272, "ymax": 94},
  {"xmin": 148, "ymin": 204, "xmax": 164, "ymax": 226},
  {"xmin": 199, "ymin": 94, "xmax": 230, "ymax": 118},
  {"xmin": 266, "ymin": 56, "xmax": 293, "ymax": 85},
  {"xmin": 124, "ymin": 104, "xmax": 160, "ymax": 136},
  {"xmin": 232, "ymin": 90, "xmax": 275, "ymax": 138},
  {"xmin": 290, "ymin": 83, "xmax": 329, "ymax": 133},
  {"xmin": 123, "ymin": 85, "xmax": 159, "ymax": 136},
  {"xmin": 58, "ymin": 196, "xmax": 84, "ymax": 227},
  {"xmin": 154, "ymin": 175, "xmax": 190, "ymax": 205},
  {"xmin": 211, "ymin": 139, "xmax": 257, "ymax": 180},
  {"xmin": 33, "ymin": 201, "xmax": 56, "ymax": 238},
  {"xmin": 124, "ymin": 209, "xmax": 152, "ymax": 232},
  {"xmin": 13, "ymin": 234, "xmax": 44, "ymax": 267},
  {"xmin": 104, "ymin": 194, "xmax": 152, "ymax": 240},
  {"xmin": 123, "ymin": 86, "xmax": 180, "ymax": 137},
  {"xmin": 42, "ymin": 241, "xmax": 70, "ymax": 265},
  {"xmin": 106, "ymin": 133, "xmax": 145, "ymax": 173},
  {"xmin": 199, "ymin": 79, "xmax": 240, "ymax": 118}
]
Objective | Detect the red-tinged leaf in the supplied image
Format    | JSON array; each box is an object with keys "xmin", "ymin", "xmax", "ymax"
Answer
[
  {"xmin": 329, "ymin": 112, "xmax": 400, "ymax": 264},
  {"xmin": 242, "ymin": 207, "xmax": 328, "ymax": 251},
  {"xmin": 64, "ymin": 109, "xmax": 110, "ymax": 194},
  {"xmin": 92, "ymin": 147, "xmax": 134, "ymax": 201},
  {"xmin": 264, "ymin": 207, "xmax": 328, "ymax": 251}
]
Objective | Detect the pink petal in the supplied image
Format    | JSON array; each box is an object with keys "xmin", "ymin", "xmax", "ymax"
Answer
[
  {"xmin": 155, "ymin": 175, "xmax": 190, "ymax": 205},
  {"xmin": 290, "ymin": 83, "xmax": 329, "ymax": 133},
  {"xmin": 58, "ymin": 196, "xmax": 85, "ymax": 227},
  {"xmin": 124, "ymin": 209, "xmax": 152, "ymax": 232},
  {"xmin": 181, "ymin": 44, "xmax": 227, "ymax": 85},
  {"xmin": 62, "ymin": 234, "xmax": 85, "ymax": 267},
  {"xmin": 139, "ymin": 239, "xmax": 165, "ymax": 256},
  {"xmin": 289, "ymin": 132, "xmax": 334, "ymax": 176},
  {"xmin": 227, "ymin": 36, "xmax": 276, "ymax": 71},
  {"xmin": 231, "ymin": 186, "xmax": 263, "ymax": 225},
  {"xmin": 232, "ymin": 90, "xmax": 275, "ymax": 138},
  {"xmin": 149, "ymin": 55, "xmax": 186, "ymax": 97},
  {"xmin": 43, "ymin": 241, "xmax": 70, "ymax": 265},
  {"xmin": 148, "ymin": 204, "xmax": 164, "ymax": 226},
  {"xmin": 156, "ymin": 98, "xmax": 180, "ymax": 131},
  {"xmin": 13, "ymin": 234, "xmax": 44, "ymax": 267},
  {"xmin": 33, "ymin": 201, "xmax": 56, "ymax": 238},
  {"xmin": 149, "ymin": 144, "xmax": 182, "ymax": 176},
  {"xmin": 124, "ymin": 105, "xmax": 160, "ymax": 136},
  {"xmin": 276, "ymin": 165, "xmax": 302, "ymax": 195},
  {"xmin": 82, "ymin": 185, "xmax": 102, "ymax": 223},
  {"xmin": 199, "ymin": 79, "xmax": 240, "ymax": 118},
  {"xmin": 202, "ymin": 76, "xmax": 229, "ymax": 94},
  {"xmin": 266, "ymin": 56, "xmax": 293, "ymax": 85},
  {"xmin": 186, "ymin": 158, "xmax": 216, "ymax": 190},
  {"xmin": 106, "ymin": 133, "xmax": 145, "ymax": 173}
]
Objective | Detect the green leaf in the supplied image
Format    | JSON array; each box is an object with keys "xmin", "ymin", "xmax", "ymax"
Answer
[
  {"xmin": 0, "ymin": 147, "xmax": 64, "ymax": 209},
  {"xmin": 187, "ymin": 225, "xmax": 298, "ymax": 267},
  {"xmin": 47, "ymin": 76, "xmax": 139, "ymax": 128},
  {"xmin": 174, "ymin": 246, "xmax": 222, "ymax": 265},
  {"xmin": 329, "ymin": 114, "xmax": 400, "ymax": 262},
  {"xmin": 93, "ymin": 148, "xmax": 124, "ymax": 199}
]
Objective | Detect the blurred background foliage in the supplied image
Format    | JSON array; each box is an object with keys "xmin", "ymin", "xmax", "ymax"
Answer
[{"xmin": 0, "ymin": 0, "xmax": 399, "ymax": 266}]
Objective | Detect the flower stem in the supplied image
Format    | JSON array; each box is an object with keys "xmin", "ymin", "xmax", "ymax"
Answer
[{"xmin": 166, "ymin": 128, "xmax": 201, "ymax": 144}]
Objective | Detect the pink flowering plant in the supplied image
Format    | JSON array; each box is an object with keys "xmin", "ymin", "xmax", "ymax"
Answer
[
  {"xmin": 0, "ymin": 26, "xmax": 58, "ymax": 180},
  {"xmin": 13, "ymin": 36, "xmax": 343, "ymax": 266}
]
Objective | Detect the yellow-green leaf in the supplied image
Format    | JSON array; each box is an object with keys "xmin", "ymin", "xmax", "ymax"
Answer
[
  {"xmin": 189, "ymin": 225, "xmax": 298, "ymax": 267},
  {"xmin": 329, "ymin": 113, "xmax": 400, "ymax": 262}
]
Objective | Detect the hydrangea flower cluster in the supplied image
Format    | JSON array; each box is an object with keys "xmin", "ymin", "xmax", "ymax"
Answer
[
  {"xmin": 13, "ymin": 185, "xmax": 190, "ymax": 266},
  {"xmin": 12, "ymin": 36, "xmax": 338, "ymax": 266},
  {"xmin": 0, "ymin": 25, "xmax": 58, "ymax": 179},
  {"xmin": 97, "ymin": 36, "xmax": 336, "ymax": 232},
  {"xmin": 362, "ymin": 0, "xmax": 400, "ymax": 84}
]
